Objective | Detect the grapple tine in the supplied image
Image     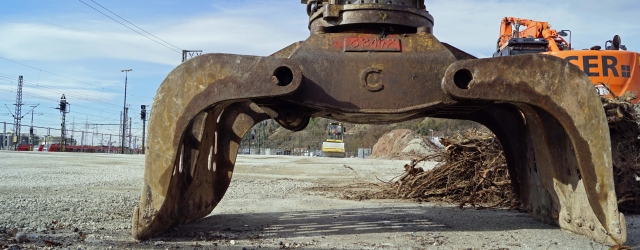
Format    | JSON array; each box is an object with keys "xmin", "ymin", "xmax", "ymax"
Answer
[
  {"xmin": 441, "ymin": 55, "xmax": 626, "ymax": 245},
  {"xmin": 132, "ymin": 54, "xmax": 302, "ymax": 239}
]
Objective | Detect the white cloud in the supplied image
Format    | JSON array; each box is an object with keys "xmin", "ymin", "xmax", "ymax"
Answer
[
  {"xmin": 2, "ymin": 1, "xmax": 636, "ymax": 63},
  {"xmin": 0, "ymin": 1, "xmax": 309, "ymax": 66},
  {"xmin": 0, "ymin": 22, "xmax": 178, "ymax": 65},
  {"xmin": 159, "ymin": 15, "xmax": 308, "ymax": 57}
]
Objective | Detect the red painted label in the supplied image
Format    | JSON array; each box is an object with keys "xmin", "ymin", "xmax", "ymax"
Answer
[{"xmin": 343, "ymin": 37, "xmax": 401, "ymax": 52}]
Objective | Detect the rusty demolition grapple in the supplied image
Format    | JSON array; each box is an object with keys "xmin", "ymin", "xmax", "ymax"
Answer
[{"xmin": 132, "ymin": 0, "xmax": 626, "ymax": 245}]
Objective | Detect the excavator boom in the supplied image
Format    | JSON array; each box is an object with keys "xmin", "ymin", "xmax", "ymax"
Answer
[
  {"xmin": 132, "ymin": 1, "xmax": 626, "ymax": 246},
  {"xmin": 498, "ymin": 17, "xmax": 569, "ymax": 52}
]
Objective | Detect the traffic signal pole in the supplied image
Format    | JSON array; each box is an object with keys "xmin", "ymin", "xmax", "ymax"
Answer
[
  {"xmin": 140, "ymin": 105, "xmax": 147, "ymax": 154},
  {"xmin": 57, "ymin": 95, "xmax": 69, "ymax": 152}
]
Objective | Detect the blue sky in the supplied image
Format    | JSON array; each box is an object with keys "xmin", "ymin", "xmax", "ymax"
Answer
[{"xmin": 1, "ymin": 0, "xmax": 638, "ymax": 146}]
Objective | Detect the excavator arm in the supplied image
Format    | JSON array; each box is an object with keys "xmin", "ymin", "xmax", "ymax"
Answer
[{"xmin": 499, "ymin": 17, "xmax": 570, "ymax": 52}]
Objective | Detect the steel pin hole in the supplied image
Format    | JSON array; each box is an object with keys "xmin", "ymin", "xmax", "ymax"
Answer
[
  {"xmin": 273, "ymin": 66, "xmax": 294, "ymax": 86},
  {"xmin": 453, "ymin": 69, "xmax": 473, "ymax": 89}
]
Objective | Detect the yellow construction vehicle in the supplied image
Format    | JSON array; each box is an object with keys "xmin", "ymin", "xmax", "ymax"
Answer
[{"xmin": 321, "ymin": 122, "xmax": 345, "ymax": 158}]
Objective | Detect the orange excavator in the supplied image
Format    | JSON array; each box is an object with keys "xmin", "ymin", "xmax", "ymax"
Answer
[
  {"xmin": 496, "ymin": 17, "xmax": 570, "ymax": 53},
  {"xmin": 495, "ymin": 17, "xmax": 640, "ymax": 101}
]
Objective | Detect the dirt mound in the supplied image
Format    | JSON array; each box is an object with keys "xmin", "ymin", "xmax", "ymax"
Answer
[{"xmin": 369, "ymin": 129, "xmax": 438, "ymax": 160}]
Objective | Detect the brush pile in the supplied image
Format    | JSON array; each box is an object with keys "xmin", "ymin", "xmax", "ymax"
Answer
[
  {"xmin": 603, "ymin": 91, "xmax": 640, "ymax": 213},
  {"xmin": 388, "ymin": 129, "xmax": 517, "ymax": 209},
  {"xmin": 387, "ymin": 92, "xmax": 640, "ymax": 212}
]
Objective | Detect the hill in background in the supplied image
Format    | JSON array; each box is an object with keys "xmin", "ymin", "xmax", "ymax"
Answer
[{"xmin": 239, "ymin": 117, "xmax": 483, "ymax": 156}]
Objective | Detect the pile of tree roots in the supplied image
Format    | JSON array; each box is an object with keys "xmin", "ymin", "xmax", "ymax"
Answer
[
  {"xmin": 387, "ymin": 92, "xmax": 640, "ymax": 213},
  {"xmin": 604, "ymin": 91, "xmax": 640, "ymax": 213},
  {"xmin": 388, "ymin": 129, "xmax": 517, "ymax": 209}
]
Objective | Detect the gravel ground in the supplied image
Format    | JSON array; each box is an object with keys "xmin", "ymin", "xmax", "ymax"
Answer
[{"xmin": 0, "ymin": 151, "xmax": 638, "ymax": 249}]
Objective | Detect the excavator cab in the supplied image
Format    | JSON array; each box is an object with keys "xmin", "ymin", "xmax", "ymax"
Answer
[
  {"xmin": 322, "ymin": 122, "xmax": 346, "ymax": 158},
  {"xmin": 494, "ymin": 38, "xmax": 549, "ymax": 57},
  {"xmin": 326, "ymin": 123, "xmax": 344, "ymax": 142}
]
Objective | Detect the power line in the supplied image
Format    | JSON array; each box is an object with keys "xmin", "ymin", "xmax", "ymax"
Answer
[
  {"xmin": 0, "ymin": 80, "xmax": 122, "ymax": 116},
  {"xmin": 0, "ymin": 73, "xmax": 122, "ymax": 109},
  {"xmin": 0, "ymin": 75, "xmax": 148, "ymax": 116},
  {"xmin": 1, "ymin": 81, "xmax": 149, "ymax": 130},
  {"xmin": 0, "ymin": 56, "xmax": 153, "ymax": 101},
  {"xmin": 89, "ymin": 0, "xmax": 182, "ymax": 52},
  {"xmin": 0, "ymin": 86, "xmax": 123, "ymax": 119},
  {"xmin": 78, "ymin": 0, "xmax": 182, "ymax": 53}
]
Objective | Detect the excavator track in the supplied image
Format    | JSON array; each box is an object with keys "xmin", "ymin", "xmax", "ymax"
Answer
[{"xmin": 132, "ymin": 0, "xmax": 626, "ymax": 245}]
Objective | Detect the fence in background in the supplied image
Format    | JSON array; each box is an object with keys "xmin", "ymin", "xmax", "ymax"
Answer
[{"xmin": 1, "ymin": 121, "xmax": 141, "ymax": 154}]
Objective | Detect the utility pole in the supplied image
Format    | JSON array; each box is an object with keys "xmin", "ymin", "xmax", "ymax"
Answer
[
  {"xmin": 84, "ymin": 117, "xmax": 89, "ymax": 149},
  {"xmin": 2, "ymin": 121, "xmax": 6, "ymax": 150},
  {"xmin": 13, "ymin": 76, "xmax": 24, "ymax": 149},
  {"xmin": 71, "ymin": 117, "xmax": 75, "ymax": 146},
  {"xmin": 121, "ymin": 69, "xmax": 132, "ymax": 154},
  {"xmin": 56, "ymin": 95, "xmax": 70, "ymax": 152},
  {"xmin": 80, "ymin": 131, "xmax": 85, "ymax": 152},
  {"xmin": 119, "ymin": 111, "xmax": 122, "ymax": 151},
  {"xmin": 140, "ymin": 105, "xmax": 147, "ymax": 154},
  {"xmin": 28, "ymin": 104, "xmax": 39, "ymax": 151},
  {"xmin": 128, "ymin": 117, "xmax": 132, "ymax": 154},
  {"xmin": 124, "ymin": 107, "xmax": 129, "ymax": 152}
]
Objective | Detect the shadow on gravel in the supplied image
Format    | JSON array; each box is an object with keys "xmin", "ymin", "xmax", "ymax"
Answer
[{"xmin": 155, "ymin": 205, "xmax": 557, "ymax": 241}]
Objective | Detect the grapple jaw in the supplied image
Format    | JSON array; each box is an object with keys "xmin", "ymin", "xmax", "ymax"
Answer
[{"xmin": 132, "ymin": 0, "xmax": 626, "ymax": 245}]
